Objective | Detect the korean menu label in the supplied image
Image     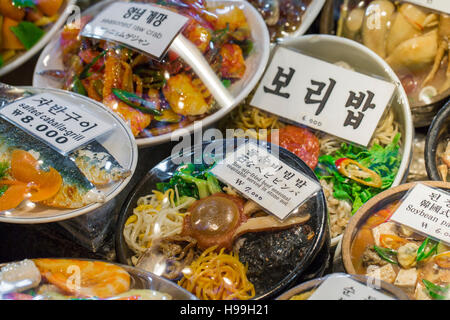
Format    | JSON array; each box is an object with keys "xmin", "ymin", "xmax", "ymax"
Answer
[
  {"xmin": 210, "ymin": 142, "xmax": 321, "ymax": 220},
  {"xmin": 403, "ymin": 0, "xmax": 450, "ymax": 14},
  {"xmin": 80, "ymin": 2, "xmax": 189, "ymax": 60},
  {"xmin": 308, "ymin": 276, "xmax": 394, "ymax": 300},
  {"xmin": 390, "ymin": 184, "xmax": 450, "ymax": 245},
  {"xmin": 0, "ymin": 93, "xmax": 113, "ymax": 155},
  {"xmin": 250, "ymin": 47, "xmax": 396, "ymax": 147}
]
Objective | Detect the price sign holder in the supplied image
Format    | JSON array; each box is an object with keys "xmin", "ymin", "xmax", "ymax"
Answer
[
  {"xmin": 0, "ymin": 92, "xmax": 113, "ymax": 155},
  {"xmin": 390, "ymin": 183, "xmax": 450, "ymax": 245},
  {"xmin": 210, "ymin": 140, "xmax": 321, "ymax": 220},
  {"xmin": 250, "ymin": 46, "xmax": 396, "ymax": 147}
]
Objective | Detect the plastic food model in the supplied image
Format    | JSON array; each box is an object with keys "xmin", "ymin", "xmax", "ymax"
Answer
[
  {"xmin": 123, "ymin": 163, "xmax": 318, "ymax": 300},
  {"xmin": 338, "ymin": 0, "xmax": 450, "ymax": 107},
  {"xmin": 0, "ymin": 259, "xmax": 173, "ymax": 300},
  {"xmin": 58, "ymin": 0, "xmax": 254, "ymax": 138},
  {"xmin": 0, "ymin": 0, "xmax": 64, "ymax": 67},
  {"xmin": 351, "ymin": 202, "xmax": 450, "ymax": 300}
]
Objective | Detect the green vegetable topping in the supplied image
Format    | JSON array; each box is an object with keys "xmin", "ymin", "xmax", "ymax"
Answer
[
  {"xmin": 315, "ymin": 133, "xmax": 401, "ymax": 214},
  {"xmin": 373, "ymin": 245, "xmax": 398, "ymax": 264},
  {"xmin": 422, "ymin": 279, "xmax": 449, "ymax": 300},
  {"xmin": 10, "ymin": 21, "xmax": 44, "ymax": 50},
  {"xmin": 416, "ymin": 237, "xmax": 439, "ymax": 262},
  {"xmin": 79, "ymin": 50, "xmax": 107, "ymax": 80},
  {"xmin": 71, "ymin": 75, "xmax": 87, "ymax": 96},
  {"xmin": 112, "ymin": 88, "xmax": 162, "ymax": 116},
  {"xmin": 156, "ymin": 163, "xmax": 223, "ymax": 200},
  {"xmin": 12, "ymin": 0, "xmax": 36, "ymax": 8}
]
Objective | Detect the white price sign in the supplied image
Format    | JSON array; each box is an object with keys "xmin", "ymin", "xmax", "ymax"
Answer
[
  {"xmin": 210, "ymin": 141, "xmax": 321, "ymax": 220},
  {"xmin": 308, "ymin": 275, "xmax": 394, "ymax": 300},
  {"xmin": 0, "ymin": 93, "xmax": 113, "ymax": 155},
  {"xmin": 80, "ymin": 2, "xmax": 189, "ymax": 60},
  {"xmin": 403, "ymin": 0, "xmax": 450, "ymax": 14},
  {"xmin": 250, "ymin": 47, "xmax": 396, "ymax": 147},
  {"xmin": 390, "ymin": 184, "xmax": 450, "ymax": 245}
]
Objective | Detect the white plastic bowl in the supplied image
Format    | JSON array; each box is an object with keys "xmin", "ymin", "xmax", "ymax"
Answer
[
  {"xmin": 0, "ymin": 0, "xmax": 76, "ymax": 77},
  {"xmin": 278, "ymin": 35, "xmax": 414, "ymax": 247},
  {"xmin": 0, "ymin": 87, "xmax": 138, "ymax": 224},
  {"xmin": 33, "ymin": 0, "xmax": 271, "ymax": 148}
]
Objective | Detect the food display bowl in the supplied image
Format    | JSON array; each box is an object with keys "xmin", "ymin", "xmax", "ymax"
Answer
[
  {"xmin": 277, "ymin": 34, "xmax": 413, "ymax": 246},
  {"xmin": 341, "ymin": 181, "xmax": 450, "ymax": 297},
  {"xmin": 115, "ymin": 138, "xmax": 330, "ymax": 300},
  {"xmin": 425, "ymin": 100, "xmax": 450, "ymax": 181},
  {"xmin": 275, "ymin": 272, "xmax": 409, "ymax": 300},
  {"xmin": 0, "ymin": 258, "xmax": 198, "ymax": 300},
  {"xmin": 0, "ymin": 86, "xmax": 138, "ymax": 224},
  {"xmin": 33, "ymin": 0, "xmax": 271, "ymax": 148},
  {"xmin": 319, "ymin": 0, "xmax": 450, "ymax": 127},
  {"xmin": 0, "ymin": 0, "xmax": 77, "ymax": 77}
]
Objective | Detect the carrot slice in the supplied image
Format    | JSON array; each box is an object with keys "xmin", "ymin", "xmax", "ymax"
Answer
[
  {"xmin": 2, "ymin": 17, "xmax": 25, "ymax": 50},
  {"xmin": 0, "ymin": 182, "xmax": 29, "ymax": 211},
  {"xmin": 29, "ymin": 167, "xmax": 62, "ymax": 202},
  {"xmin": 11, "ymin": 150, "xmax": 62, "ymax": 202}
]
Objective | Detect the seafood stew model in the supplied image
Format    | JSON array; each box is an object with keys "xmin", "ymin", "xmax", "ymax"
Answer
[
  {"xmin": 117, "ymin": 139, "xmax": 329, "ymax": 300},
  {"xmin": 335, "ymin": 0, "xmax": 450, "ymax": 122},
  {"xmin": 0, "ymin": 258, "xmax": 197, "ymax": 300},
  {"xmin": 38, "ymin": 0, "xmax": 270, "ymax": 144},
  {"xmin": 0, "ymin": 85, "xmax": 137, "ymax": 223},
  {"xmin": 342, "ymin": 182, "xmax": 450, "ymax": 300}
]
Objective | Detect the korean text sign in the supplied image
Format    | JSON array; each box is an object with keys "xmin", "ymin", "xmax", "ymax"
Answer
[
  {"xmin": 210, "ymin": 141, "xmax": 321, "ymax": 220},
  {"xmin": 81, "ymin": 2, "xmax": 189, "ymax": 60},
  {"xmin": 250, "ymin": 47, "xmax": 396, "ymax": 147},
  {"xmin": 390, "ymin": 183, "xmax": 450, "ymax": 245},
  {"xmin": 0, "ymin": 93, "xmax": 113, "ymax": 155}
]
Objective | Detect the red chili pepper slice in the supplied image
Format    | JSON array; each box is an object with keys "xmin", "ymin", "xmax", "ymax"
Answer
[{"xmin": 335, "ymin": 158, "xmax": 382, "ymax": 188}]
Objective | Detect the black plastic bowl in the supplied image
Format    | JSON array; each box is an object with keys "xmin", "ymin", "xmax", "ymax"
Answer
[
  {"xmin": 425, "ymin": 99, "xmax": 450, "ymax": 181},
  {"xmin": 115, "ymin": 139, "xmax": 330, "ymax": 300}
]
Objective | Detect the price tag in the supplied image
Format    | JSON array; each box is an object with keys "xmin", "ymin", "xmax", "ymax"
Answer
[
  {"xmin": 308, "ymin": 275, "xmax": 394, "ymax": 300},
  {"xmin": 390, "ymin": 183, "xmax": 450, "ymax": 245},
  {"xmin": 250, "ymin": 47, "xmax": 396, "ymax": 147},
  {"xmin": 210, "ymin": 141, "xmax": 321, "ymax": 220},
  {"xmin": 402, "ymin": 0, "xmax": 450, "ymax": 14},
  {"xmin": 0, "ymin": 93, "xmax": 113, "ymax": 155},
  {"xmin": 80, "ymin": 2, "xmax": 189, "ymax": 60}
]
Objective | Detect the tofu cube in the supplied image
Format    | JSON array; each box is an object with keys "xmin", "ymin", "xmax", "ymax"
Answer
[
  {"xmin": 366, "ymin": 264, "xmax": 397, "ymax": 284},
  {"xmin": 371, "ymin": 222, "xmax": 397, "ymax": 246},
  {"xmin": 394, "ymin": 268, "xmax": 418, "ymax": 288},
  {"xmin": 414, "ymin": 282, "xmax": 431, "ymax": 300}
]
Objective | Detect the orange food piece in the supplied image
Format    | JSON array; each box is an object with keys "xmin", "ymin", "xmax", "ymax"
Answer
[
  {"xmin": 28, "ymin": 167, "xmax": 63, "ymax": 202},
  {"xmin": 10, "ymin": 150, "xmax": 62, "ymax": 202},
  {"xmin": 36, "ymin": 0, "xmax": 63, "ymax": 16},
  {"xmin": 269, "ymin": 125, "xmax": 320, "ymax": 169},
  {"xmin": 0, "ymin": 182, "xmax": 29, "ymax": 211},
  {"xmin": 0, "ymin": 0, "xmax": 25, "ymax": 21},
  {"xmin": 435, "ymin": 251, "xmax": 450, "ymax": 269},
  {"xmin": 0, "ymin": 150, "xmax": 63, "ymax": 210},
  {"xmin": 33, "ymin": 259, "xmax": 131, "ymax": 298},
  {"xmin": 2, "ymin": 17, "xmax": 25, "ymax": 50},
  {"xmin": 379, "ymin": 234, "xmax": 409, "ymax": 250},
  {"xmin": 220, "ymin": 43, "xmax": 246, "ymax": 79}
]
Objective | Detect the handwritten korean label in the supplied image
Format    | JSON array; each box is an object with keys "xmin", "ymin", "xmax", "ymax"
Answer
[
  {"xmin": 80, "ymin": 2, "xmax": 189, "ymax": 60},
  {"xmin": 390, "ymin": 184, "xmax": 450, "ymax": 245},
  {"xmin": 250, "ymin": 47, "xmax": 396, "ymax": 147},
  {"xmin": 308, "ymin": 276, "xmax": 394, "ymax": 300},
  {"xmin": 402, "ymin": 0, "xmax": 450, "ymax": 14},
  {"xmin": 210, "ymin": 141, "xmax": 321, "ymax": 220},
  {"xmin": 0, "ymin": 93, "xmax": 113, "ymax": 155}
]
